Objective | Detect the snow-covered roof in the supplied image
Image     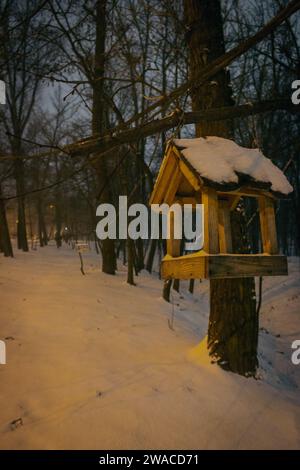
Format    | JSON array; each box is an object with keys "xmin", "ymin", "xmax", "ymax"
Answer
[{"xmin": 173, "ymin": 136, "xmax": 293, "ymax": 197}]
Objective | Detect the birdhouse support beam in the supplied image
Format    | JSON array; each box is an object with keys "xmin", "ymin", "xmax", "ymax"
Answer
[
  {"xmin": 202, "ymin": 187, "xmax": 219, "ymax": 254},
  {"xmin": 258, "ymin": 196, "xmax": 278, "ymax": 254},
  {"xmin": 161, "ymin": 253, "xmax": 287, "ymax": 280},
  {"xmin": 166, "ymin": 209, "xmax": 181, "ymax": 257},
  {"xmin": 218, "ymin": 199, "xmax": 233, "ymax": 253}
]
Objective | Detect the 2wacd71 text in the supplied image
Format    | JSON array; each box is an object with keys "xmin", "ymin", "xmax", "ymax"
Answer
[{"xmin": 99, "ymin": 453, "xmax": 200, "ymax": 466}]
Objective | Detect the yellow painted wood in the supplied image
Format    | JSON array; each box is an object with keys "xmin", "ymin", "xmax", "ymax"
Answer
[
  {"xmin": 166, "ymin": 210, "xmax": 181, "ymax": 257},
  {"xmin": 202, "ymin": 187, "xmax": 219, "ymax": 254},
  {"xmin": 164, "ymin": 165, "xmax": 182, "ymax": 205},
  {"xmin": 218, "ymin": 199, "xmax": 233, "ymax": 253},
  {"xmin": 161, "ymin": 253, "xmax": 287, "ymax": 279},
  {"xmin": 178, "ymin": 160, "xmax": 201, "ymax": 191},
  {"xmin": 218, "ymin": 187, "xmax": 276, "ymax": 200},
  {"xmin": 175, "ymin": 196, "xmax": 201, "ymax": 207},
  {"xmin": 149, "ymin": 146, "xmax": 177, "ymax": 205},
  {"xmin": 227, "ymin": 195, "xmax": 240, "ymax": 211},
  {"xmin": 258, "ymin": 196, "xmax": 278, "ymax": 254}
]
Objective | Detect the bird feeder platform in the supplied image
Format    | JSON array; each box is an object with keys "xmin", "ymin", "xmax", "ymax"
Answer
[{"xmin": 149, "ymin": 137, "xmax": 293, "ymax": 280}]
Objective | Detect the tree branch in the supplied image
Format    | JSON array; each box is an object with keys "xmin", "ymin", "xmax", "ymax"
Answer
[
  {"xmin": 0, "ymin": 98, "xmax": 298, "ymax": 161},
  {"xmin": 107, "ymin": 0, "xmax": 300, "ymax": 132},
  {"xmin": 66, "ymin": 98, "xmax": 299, "ymax": 156}
]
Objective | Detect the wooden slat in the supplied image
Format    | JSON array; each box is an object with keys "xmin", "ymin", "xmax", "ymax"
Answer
[
  {"xmin": 161, "ymin": 253, "xmax": 288, "ymax": 280},
  {"xmin": 162, "ymin": 252, "xmax": 207, "ymax": 279},
  {"xmin": 174, "ymin": 196, "xmax": 200, "ymax": 207},
  {"xmin": 178, "ymin": 160, "xmax": 201, "ymax": 191},
  {"xmin": 218, "ymin": 187, "xmax": 276, "ymax": 200},
  {"xmin": 164, "ymin": 166, "xmax": 182, "ymax": 205},
  {"xmin": 149, "ymin": 146, "xmax": 177, "ymax": 204},
  {"xmin": 258, "ymin": 196, "xmax": 278, "ymax": 254},
  {"xmin": 177, "ymin": 174, "xmax": 196, "ymax": 195},
  {"xmin": 227, "ymin": 195, "xmax": 240, "ymax": 211},
  {"xmin": 207, "ymin": 254, "xmax": 286, "ymax": 278},
  {"xmin": 166, "ymin": 210, "xmax": 181, "ymax": 257},
  {"xmin": 202, "ymin": 187, "xmax": 219, "ymax": 254},
  {"xmin": 218, "ymin": 200, "xmax": 233, "ymax": 253}
]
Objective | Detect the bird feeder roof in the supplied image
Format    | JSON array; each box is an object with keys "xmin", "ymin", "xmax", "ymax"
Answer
[{"xmin": 173, "ymin": 137, "xmax": 293, "ymax": 198}]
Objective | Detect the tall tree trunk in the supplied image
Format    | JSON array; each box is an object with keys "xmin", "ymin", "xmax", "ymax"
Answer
[
  {"xmin": 0, "ymin": 184, "xmax": 13, "ymax": 257},
  {"xmin": 14, "ymin": 159, "xmax": 28, "ymax": 251},
  {"xmin": 54, "ymin": 194, "xmax": 62, "ymax": 248},
  {"xmin": 184, "ymin": 0, "xmax": 258, "ymax": 376},
  {"xmin": 93, "ymin": 0, "xmax": 116, "ymax": 274},
  {"xmin": 145, "ymin": 239, "xmax": 157, "ymax": 273},
  {"xmin": 127, "ymin": 238, "xmax": 135, "ymax": 285},
  {"xmin": 37, "ymin": 196, "xmax": 47, "ymax": 247}
]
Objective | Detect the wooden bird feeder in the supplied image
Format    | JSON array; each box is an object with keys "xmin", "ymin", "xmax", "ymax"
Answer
[{"xmin": 149, "ymin": 137, "xmax": 293, "ymax": 280}]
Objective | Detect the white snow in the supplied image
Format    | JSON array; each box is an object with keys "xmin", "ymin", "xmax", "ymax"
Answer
[
  {"xmin": 174, "ymin": 137, "xmax": 293, "ymax": 195},
  {"xmin": 0, "ymin": 244, "xmax": 299, "ymax": 449}
]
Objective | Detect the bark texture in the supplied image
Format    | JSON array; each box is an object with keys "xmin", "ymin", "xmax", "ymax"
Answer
[
  {"xmin": 92, "ymin": 0, "xmax": 116, "ymax": 274},
  {"xmin": 184, "ymin": 0, "xmax": 258, "ymax": 376}
]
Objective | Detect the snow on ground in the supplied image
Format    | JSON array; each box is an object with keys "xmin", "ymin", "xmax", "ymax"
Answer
[
  {"xmin": 0, "ymin": 243, "xmax": 299, "ymax": 449},
  {"xmin": 174, "ymin": 137, "xmax": 293, "ymax": 195}
]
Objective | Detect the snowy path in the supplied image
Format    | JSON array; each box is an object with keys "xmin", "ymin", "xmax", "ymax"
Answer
[{"xmin": 0, "ymin": 244, "xmax": 299, "ymax": 449}]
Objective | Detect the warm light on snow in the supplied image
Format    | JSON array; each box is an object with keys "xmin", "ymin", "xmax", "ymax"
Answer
[{"xmin": 0, "ymin": 244, "xmax": 299, "ymax": 449}]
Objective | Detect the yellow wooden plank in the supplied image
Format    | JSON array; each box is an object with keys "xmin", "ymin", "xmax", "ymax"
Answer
[
  {"xmin": 149, "ymin": 144, "xmax": 177, "ymax": 205},
  {"xmin": 218, "ymin": 187, "xmax": 276, "ymax": 200},
  {"xmin": 174, "ymin": 196, "xmax": 201, "ymax": 207},
  {"xmin": 208, "ymin": 254, "xmax": 286, "ymax": 278},
  {"xmin": 164, "ymin": 166, "xmax": 182, "ymax": 205},
  {"xmin": 178, "ymin": 160, "xmax": 201, "ymax": 192},
  {"xmin": 258, "ymin": 196, "xmax": 278, "ymax": 254},
  {"xmin": 202, "ymin": 187, "xmax": 219, "ymax": 254},
  {"xmin": 218, "ymin": 199, "xmax": 233, "ymax": 253},
  {"xmin": 166, "ymin": 210, "xmax": 181, "ymax": 257},
  {"xmin": 162, "ymin": 252, "xmax": 207, "ymax": 279},
  {"xmin": 161, "ymin": 253, "xmax": 288, "ymax": 280},
  {"xmin": 177, "ymin": 174, "xmax": 195, "ymax": 195},
  {"xmin": 227, "ymin": 195, "xmax": 240, "ymax": 211}
]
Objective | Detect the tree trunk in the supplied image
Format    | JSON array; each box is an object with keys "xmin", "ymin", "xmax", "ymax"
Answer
[
  {"xmin": 37, "ymin": 197, "xmax": 48, "ymax": 247},
  {"xmin": 54, "ymin": 196, "xmax": 62, "ymax": 248},
  {"xmin": 93, "ymin": 0, "xmax": 116, "ymax": 275},
  {"xmin": 127, "ymin": 238, "xmax": 135, "ymax": 285},
  {"xmin": 0, "ymin": 185, "xmax": 13, "ymax": 257},
  {"xmin": 145, "ymin": 239, "xmax": 157, "ymax": 273},
  {"xmin": 14, "ymin": 159, "xmax": 28, "ymax": 251},
  {"xmin": 135, "ymin": 238, "xmax": 144, "ymax": 272},
  {"xmin": 184, "ymin": 0, "xmax": 258, "ymax": 376}
]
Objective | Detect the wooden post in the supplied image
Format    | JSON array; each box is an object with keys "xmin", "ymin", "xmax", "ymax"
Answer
[
  {"xmin": 164, "ymin": 166, "xmax": 182, "ymax": 205},
  {"xmin": 166, "ymin": 207, "xmax": 181, "ymax": 297},
  {"xmin": 218, "ymin": 199, "xmax": 233, "ymax": 253},
  {"xmin": 78, "ymin": 252, "xmax": 85, "ymax": 275},
  {"xmin": 258, "ymin": 196, "xmax": 278, "ymax": 254},
  {"xmin": 202, "ymin": 187, "xmax": 219, "ymax": 254},
  {"xmin": 166, "ymin": 209, "xmax": 181, "ymax": 257}
]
